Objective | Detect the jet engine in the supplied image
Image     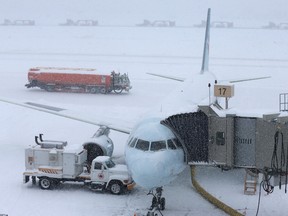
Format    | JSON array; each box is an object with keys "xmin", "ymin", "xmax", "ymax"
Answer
[{"xmin": 82, "ymin": 126, "xmax": 114, "ymax": 166}]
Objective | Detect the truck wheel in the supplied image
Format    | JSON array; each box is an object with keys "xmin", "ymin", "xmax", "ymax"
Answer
[
  {"xmin": 90, "ymin": 87, "xmax": 98, "ymax": 94},
  {"xmin": 113, "ymin": 87, "xmax": 123, "ymax": 94},
  {"xmin": 45, "ymin": 86, "xmax": 54, "ymax": 92},
  {"xmin": 109, "ymin": 181, "xmax": 123, "ymax": 195},
  {"xmin": 160, "ymin": 197, "xmax": 165, "ymax": 210},
  {"xmin": 32, "ymin": 176, "xmax": 36, "ymax": 185},
  {"xmin": 39, "ymin": 177, "xmax": 53, "ymax": 190},
  {"xmin": 100, "ymin": 88, "xmax": 107, "ymax": 94}
]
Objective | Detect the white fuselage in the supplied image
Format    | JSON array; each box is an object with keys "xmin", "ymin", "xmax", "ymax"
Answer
[
  {"xmin": 124, "ymin": 71, "xmax": 217, "ymax": 190},
  {"xmin": 125, "ymin": 118, "xmax": 186, "ymax": 189}
]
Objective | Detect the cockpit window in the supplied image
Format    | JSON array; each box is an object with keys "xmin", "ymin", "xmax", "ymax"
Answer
[
  {"xmin": 135, "ymin": 139, "xmax": 150, "ymax": 151},
  {"xmin": 173, "ymin": 138, "xmax": 183, "ymax": 148},
  {"xmin": 167, "ymin": 139, "xmax": 177, "ymax": 150},
  {"xmin": 150, "ymin": 140, "xmax": 167, "ymax": 151},
  {"xmin": 128, "ymin": 137, "xmax": 137, "ymax": 148}
]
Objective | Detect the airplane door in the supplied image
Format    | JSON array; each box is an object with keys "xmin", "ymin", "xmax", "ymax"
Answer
[{"xmin": 234, "ymin": 117, "xmax": 256, "ymax": 167}]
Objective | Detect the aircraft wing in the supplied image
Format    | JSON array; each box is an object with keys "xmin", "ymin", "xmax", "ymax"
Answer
[
  {"xmin": 146, "ymin": 72, "xmax": 185, "ymax": 82},
  {"xmin": 0, "ymin": 97, "xmax": 132, "ymax": 134},
  {"xmin": 225, "ymin": 76, "xmax": 271, "ymax": 83},
  {"xmin": 147, "ymin": 72, "xmax": 271, "ymax": 84}
]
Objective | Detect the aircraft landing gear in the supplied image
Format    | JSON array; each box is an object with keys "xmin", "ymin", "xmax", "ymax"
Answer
[{"xmin": 146, "ymin": 187, "xmax": 165, "ymax": 216}]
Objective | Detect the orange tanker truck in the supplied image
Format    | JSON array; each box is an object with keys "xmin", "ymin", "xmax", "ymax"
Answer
[{"xmin": 25, "ymin": 67, "xmax": 132, "ymax": 94}]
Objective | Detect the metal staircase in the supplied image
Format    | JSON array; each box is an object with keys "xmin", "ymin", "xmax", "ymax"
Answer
[{"xmin": 244, "ymin": 169, "xmax": 259, "ymax": 195}]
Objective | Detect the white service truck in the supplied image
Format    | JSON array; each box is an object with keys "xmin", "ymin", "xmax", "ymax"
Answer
[{"xmin": 23, "ymin": 135, "xmax": 135, "ymax": 195}]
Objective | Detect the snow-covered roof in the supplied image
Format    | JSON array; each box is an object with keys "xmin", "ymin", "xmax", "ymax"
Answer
[
  {"xmin": 29, "ymin": 67, "xmax": 109, "ymax": 75},
  {"xmin": 93, "ymin": 156, "xmax": 110, "ymax": 163}
]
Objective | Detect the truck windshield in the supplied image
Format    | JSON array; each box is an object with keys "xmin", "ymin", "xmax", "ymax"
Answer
[{"xmin": 105, "ymin": 160, "xmax": 115, "ymax": 168}]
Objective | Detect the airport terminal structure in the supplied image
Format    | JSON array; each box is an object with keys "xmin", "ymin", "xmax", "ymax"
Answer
[{"xmin": 162, "ymin": 92, "xmax": 288, "ymax": 175}]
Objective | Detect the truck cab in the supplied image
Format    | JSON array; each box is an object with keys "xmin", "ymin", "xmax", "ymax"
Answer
[
  {"xmin": 111, "ymin": 71, "xmax": 132, "ymax": 93},
  {"xmin": 90, "ymin": 156, "xmax": 135, "ymax": 194}
]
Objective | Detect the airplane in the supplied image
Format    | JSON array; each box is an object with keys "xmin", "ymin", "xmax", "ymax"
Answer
[{"xmin": 0, "ymin": 8, "xmax": 271, "ymax": 214}]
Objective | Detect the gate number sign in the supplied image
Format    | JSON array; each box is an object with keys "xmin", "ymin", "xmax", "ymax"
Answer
[{"xmin": 214, "ymin": 84, "xmax": 234, "ymax": 98}]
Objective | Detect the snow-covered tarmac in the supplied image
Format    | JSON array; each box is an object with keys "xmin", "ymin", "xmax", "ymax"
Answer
[{"xmin": 1, "ymin": 1, "xmax": 288, "ymax": 215}]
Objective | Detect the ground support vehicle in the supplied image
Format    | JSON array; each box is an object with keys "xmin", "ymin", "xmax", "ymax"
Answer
[
  {"xmin": 25, "ymin": 67, "xmax": 132, "ymax": 94},
  {"xmin": 23, "ymin": 135, "xmax": 135, "ymax": 194},
  {"xmin": 59, "ymin": 19, "xmax": 98, "ymax": 26},
  {"xmin": 137, "ymin": 20, "xmax": 175, "ymax": 27},
  {"xmin": 0, "ymin": 19, "xmax": 35, "ymax": 26}
]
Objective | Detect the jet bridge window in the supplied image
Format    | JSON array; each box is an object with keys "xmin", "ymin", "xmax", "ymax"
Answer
[
  {"xmin": 150, "ymin": 140, "xmax": 167, "ymax": 151},
  {"xmin": 216, "ymin": 132, "xmax": 225, "ymax": 145},
  {"xmin": 135, "ymin": 139, "xmax": 150, "ymax": 151}
]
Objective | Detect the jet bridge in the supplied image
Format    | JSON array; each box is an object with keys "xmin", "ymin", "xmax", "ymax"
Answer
[
  {"xmin": 161, "ymin": 111, "xmax": 209, "ymax": 163},
  {"xmin": 201, "ymin": 106, "xmax": 288, "ymax": 170},
  {"xmin": 161, "ymin": 105, "xmax": 288, "ymax": 171}
]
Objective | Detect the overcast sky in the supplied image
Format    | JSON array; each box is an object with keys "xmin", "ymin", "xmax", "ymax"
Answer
[{"xmin": 1, "ymin": 0, "xmax": 287, "ymax": 25}]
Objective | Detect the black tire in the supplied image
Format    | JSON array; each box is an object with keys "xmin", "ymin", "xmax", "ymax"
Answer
[
  {"xmin": 151, "ymin": 197, "xmax": 157, "ymax": 208},
  {"xmin": 32, "ymin": 176, "xmax": 36, "ymax": 185},
  {"xmin": 90, "ymin": 87, "xmax": 98, "ymax": 94},
  {"xmin": 39, "ymin": 177, "xmax": 53, "ymax": 190},
  {"xmin": 113, "ymin": 87, "xmax": 123, "ymax": 94},
  {"xmin": 45, "ymin": 85, "xmax": 55, "ymax": 92},
  {"xmin": 100, "ymin": 88, "xmax": 107, "ymax": 94},
  {"xmin": 109, "ymin": 181, "xmax": 123, "ymax": 195},
  {"xmin": 160, "ymin": 197, "xmax": 165, "ymax": 210}
]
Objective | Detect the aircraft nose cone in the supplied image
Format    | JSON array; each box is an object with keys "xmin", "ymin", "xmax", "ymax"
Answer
[
  {"xmin": 125, "ymin": 148, "xmax": 186, "ymax": 189},
  {"xmin": 128, "ymin": 156, "xmax": 166, "ymax": 189}
]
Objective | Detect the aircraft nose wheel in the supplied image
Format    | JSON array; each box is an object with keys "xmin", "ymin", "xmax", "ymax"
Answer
[{"xmin": 147, "ymin": 187, "xmax": 165, "ymax": 216}]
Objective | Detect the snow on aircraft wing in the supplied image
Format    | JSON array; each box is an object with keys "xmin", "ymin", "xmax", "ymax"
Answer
[
  {"xmin": 223, "ymin": 76, "xmax": 271, "ymax": 83},
  {"xmin": 0, "ymin": 97, "xmax": 131, "ymax": 134},
  {"xmin": 147, "ymin": 72, "xmax": 271, "ymax": 84},
  {"xmin": 146, "ymin": 72, "xmax": 185, "ymax": 82}
]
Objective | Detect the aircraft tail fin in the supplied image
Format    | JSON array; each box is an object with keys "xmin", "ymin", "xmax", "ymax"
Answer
[{"xmin": 200, "ymin": 8, "xmax": 211, "ymax": 74}]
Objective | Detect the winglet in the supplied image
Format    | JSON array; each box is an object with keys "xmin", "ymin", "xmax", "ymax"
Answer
[{"xmin": 200, "ymin": 8, "xmax": 211, "ymax": 74}]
